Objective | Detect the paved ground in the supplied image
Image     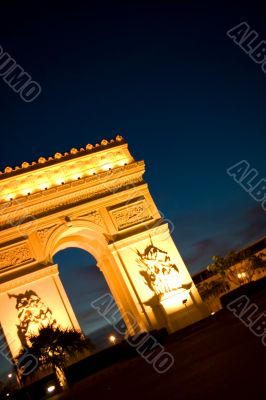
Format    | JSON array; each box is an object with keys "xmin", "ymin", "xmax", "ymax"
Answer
[{"xmin": 55, "ymin": 296, "xmax": 266, "ymax": 400}]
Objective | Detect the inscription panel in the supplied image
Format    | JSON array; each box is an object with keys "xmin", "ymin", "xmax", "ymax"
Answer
[{"xmin": 109, "ymin": 199, "xmax": 152, "ymax": 231}]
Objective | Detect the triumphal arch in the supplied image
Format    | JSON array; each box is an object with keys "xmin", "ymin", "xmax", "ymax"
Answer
[{"xmin": 0, "ymin": 135, "xmax": 208, "ymax": 357}]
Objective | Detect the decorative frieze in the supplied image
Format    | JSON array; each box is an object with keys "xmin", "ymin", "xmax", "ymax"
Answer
[
  {"xmin": 0, "ymin": 244, "xmax": 34, "ymax": 269},
  {"xmin": 0, "ymin": 169, "xmax": 144, "ymax": 231}
]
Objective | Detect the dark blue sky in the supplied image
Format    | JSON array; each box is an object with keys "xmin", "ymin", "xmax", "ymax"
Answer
[{"xmin": 0, "ymin": 1, "xmax": 266, "ymax": 378}]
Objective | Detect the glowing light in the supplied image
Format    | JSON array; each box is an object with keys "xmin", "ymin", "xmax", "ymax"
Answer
[
  {"xmin": 102, "ymin": 163, "xmax": 113, "ymax": 171},
  {"xmin": 21, "ymin": 189, "xmax": 32, "ymax": 196},
  {"xmin": 109, "ymin": 335, "xmax": 116, "ymax": 344},
  {"xmin": 47, "ymin": 385, "xmax": 56, "ymax": 393},
  {"xmin": 72, "ymin": 173, "xmax": 82, "ymax": 180},
  {"xmin": 8, "ymin": 373, "xmax": 12, "ymax": 378},
  {"xmin": 211, "ymin": 312, "xmax": 215, "ymax": 315},
  {"xmin": 160, "ymin": 291, "xmax": 189, "ymax": 312},
  {"xmin": 55, "ymin": 178, "xmax": 65, "ymax": 186},
  {"xmin": 39, "ymin": 183, "xmax": 50, "ymax": 191},
  {"xmin": 117, "ymin": 157, "xmax": 130, "ymax": 167}
]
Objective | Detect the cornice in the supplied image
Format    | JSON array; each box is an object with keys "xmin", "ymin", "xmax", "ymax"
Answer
[
  {"xmin": 0, "ymin": 162, "xmax": 145, "ymax": 230},
  {"xmin": 0, "ymin": 135, "xmax": 125, "ymax": 178}
]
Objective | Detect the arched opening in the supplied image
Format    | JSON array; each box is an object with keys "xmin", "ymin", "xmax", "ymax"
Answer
[
  {"xmin": 53, "ymin": 247, "xmax": 123, "ymax": 350},
  {"xmin": 44, "ymin": 222, "xmax": 147, "ymax": 340}
]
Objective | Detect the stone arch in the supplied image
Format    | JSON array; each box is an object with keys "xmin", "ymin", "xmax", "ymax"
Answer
[
  {"xmin": 45, "ymin": 219, "xmax": 110, "ymax": 263},
  {"xmin": 0, "ymin": 136, "xmax": 209, "ymax": 358},
  {"xmin": 44, "ymin": 220, "xmax": 144, "ymax": 337}
]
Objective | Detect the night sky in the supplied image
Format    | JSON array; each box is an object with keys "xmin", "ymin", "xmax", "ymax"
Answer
[{"xmin": 0, "ymin": 1, "xmax": 266, "ymax": 377}]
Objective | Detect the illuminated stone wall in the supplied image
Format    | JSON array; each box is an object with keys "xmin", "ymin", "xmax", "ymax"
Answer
[{"xmin": 0, "ymin": 265, "xmax": 80, "ymax": 357}]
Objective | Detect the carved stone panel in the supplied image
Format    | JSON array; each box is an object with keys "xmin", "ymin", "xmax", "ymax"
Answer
[
  {"xmin": 109, "ymin": 199, "xmax": 152, "ymax": 231},
  {"xmin": 0, "ymin": 244, "xmax": 34, "ymax": 269},
  {"xmin": 37, "ymin": 225, "xmax": 57, "ymax": 244},
  {"xmin": 79, "ymin": 210, "xmax": 104, "ymax": 228},
  {"xmin": 136, "ymin": 239, "xmax": 192, "ymax": 301}
]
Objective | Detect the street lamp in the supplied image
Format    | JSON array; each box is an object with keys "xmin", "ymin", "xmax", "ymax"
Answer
[
  {"xmin": 109, "ymin": 335, "xmax": 116, "ymax": 344},
  {"xmin": 47, "ymin": 385, "xmax": 56, "ymax": 393},
  {"xmin": 237, "ymin": 272, "xmax": 247, "ymax": 284}
]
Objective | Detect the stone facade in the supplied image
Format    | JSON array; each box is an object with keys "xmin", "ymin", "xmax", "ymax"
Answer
[{"xmin": 0, "ymin": 136, "xmax": 208, "ymax": 357}]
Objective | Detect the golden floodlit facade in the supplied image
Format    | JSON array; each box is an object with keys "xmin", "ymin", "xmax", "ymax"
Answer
[{"xmin": 0, "ymin": 135, "xmax": 208, "ymax": 357}]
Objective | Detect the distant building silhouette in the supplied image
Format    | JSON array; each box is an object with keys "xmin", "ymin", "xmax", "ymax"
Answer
[{"xmin": 192, "ymin": 236, "xmax": 266, "ymax": 313}]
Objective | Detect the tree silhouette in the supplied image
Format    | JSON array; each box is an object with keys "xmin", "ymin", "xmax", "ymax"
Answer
[
  {"xmin": 16, "ymin": 324, "xmax": 94, "ymax": 390},
  {"xmin": 208, "ymin": 250, "xmax": 266, "ymax": 285}
]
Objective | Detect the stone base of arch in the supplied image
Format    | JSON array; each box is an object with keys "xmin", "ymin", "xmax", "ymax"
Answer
[
  {"xmin": 0, "ymin": 264, "xmax": 80, "ymax": 358},
  {"xmin": 108, "ymin": 223, "xmax": 209, "ymax": 334}
]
